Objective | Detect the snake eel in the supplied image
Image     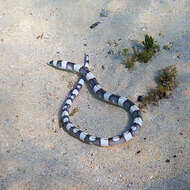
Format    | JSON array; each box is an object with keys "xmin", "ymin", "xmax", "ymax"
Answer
[{"xmin": 48, "ymin": 54, "xmax": 143, "ymax": 147}]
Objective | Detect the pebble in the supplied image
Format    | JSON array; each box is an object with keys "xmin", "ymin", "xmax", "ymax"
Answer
[
  {"xmin": 100, "ymin": 9, "xmax": 109, "ymax": 17},
  {"xmin": 137, "ymin": 95, "xmax": 143, "ymax": 102},
  {"xmin": 127, "ymin": 183, "xmax": 133, "ymax": 188},
  {"xmin": 163, "ymin": 45, "xmax": 170, "ymax": 51},
  {"xmin": 90, "ymin": 22, "xmax": 101, "ymax": 29},
  {"xmin": 107, "ymin": 50, "xmax": 114, "ymax": 55}
]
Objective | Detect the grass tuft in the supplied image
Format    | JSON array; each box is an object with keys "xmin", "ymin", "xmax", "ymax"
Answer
[
  {"xmin": 122, "ymin": 34, "xmax": 160, "ymax": 70},
  {"xmin": 69, "ymin": 107, "xmax": 80, "ymax": 117},
  {"xmin": 139, "ymin": 65, "xmax": 177, "ymax": 108}
]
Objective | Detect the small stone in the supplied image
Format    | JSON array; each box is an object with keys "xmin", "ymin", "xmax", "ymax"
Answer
[
  {"xmin": 67, "ymin": 81, "xmax": 74, "ymax": 88},
  {"xmin": 137, "ymin": 95, "xmax": 143, "ymax": 102},
  {"xmin": 90, "ymin": 22, "xmax": 101, "ymax": 29},
  {"xmin": 107, "ymin": 40, "xmax": 112, "ymax": 46},
  {"xmin": 100, "ymin": 9, "xmax": 109, "ymax": 17},
  {"xmin": 83, "ymin": 43, "xmax": 87, "ymax": 46},
  {"xmin": 114, "ymin": 41, "xmax": 119, "ymax": 47},
  {"xmin": 163, "ymin": 45, "xmax": 170, "ymax": 51},
  {"xmin": 127, "ymin": 183, "xmax": 133, "ymax": 188},
  {"xmin": 36, "ymin": 33, "xmax": 43, "ymax": 39},
  {"xmin": 107, "ymin": 50, "xmax": 114, "ymax": 55}
]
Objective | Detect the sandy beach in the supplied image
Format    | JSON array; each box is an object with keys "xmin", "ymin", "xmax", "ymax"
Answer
[{"xmin": 0, "ymin": 0, "xmax": 190, "ymax": 189}]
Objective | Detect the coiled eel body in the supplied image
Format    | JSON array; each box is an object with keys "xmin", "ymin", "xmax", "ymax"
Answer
[{"xmin": 47, "ymin": 55, "xmax": 143, "ymax": 147}]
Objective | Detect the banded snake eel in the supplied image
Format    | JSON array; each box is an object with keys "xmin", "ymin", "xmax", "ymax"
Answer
[{"xmin": 47, "ymin": 54, "xmax": 143, "ymax": 147}]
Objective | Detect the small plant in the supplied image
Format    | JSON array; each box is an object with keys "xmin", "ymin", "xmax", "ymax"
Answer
[
  {"xmin": 142, "ymin": 34, "xmax": 155, "ymax": 50},
  {"xmin": 122, "ymin": 34, "xmax": 160, "ymax": 70},
  {"xmin": 69, "ymin": 107, "xmax": 80, "ymax": 117},
  {"xmin": 157, "ymin": 65, "xmax": 177, "ymax": 91},
  {"xmin": 122, "ymin": 48, "xmax": 136, "ymax": 71},
  {"xmin": 139, "ymin": 65, "xmax": 177, "ymax": 108},
  {"xmin": 137, "ymin": 34, "xmax": 160, "ymax": 63},
  {"xmin": 122, "ymin": 48, "xmax": 129, "ymax": 57}
]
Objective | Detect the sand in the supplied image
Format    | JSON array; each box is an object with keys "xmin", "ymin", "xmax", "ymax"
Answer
[{"xmin": 0, "ymin": 0, "xmax": 190, "ymax": 189}]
